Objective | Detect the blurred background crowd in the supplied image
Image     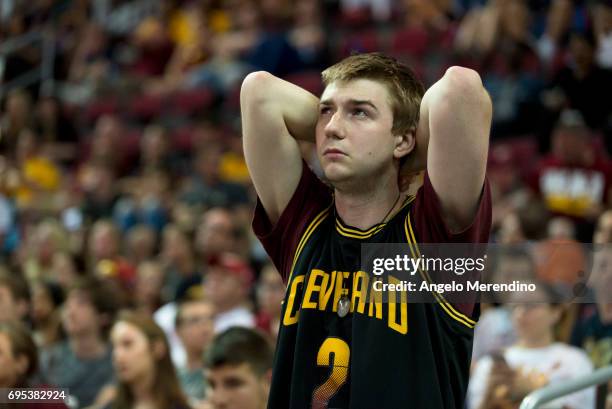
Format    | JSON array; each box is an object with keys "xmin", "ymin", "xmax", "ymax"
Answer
[{"xmin": 0, "ymin": 0, "xmax": 611, "ymax": 408}]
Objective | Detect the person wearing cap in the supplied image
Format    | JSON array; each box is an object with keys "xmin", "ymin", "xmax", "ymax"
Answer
[
  {"xmin": 203, "ymin": 252, "xmax": 255, "ymax": 333},
  {"xmin": 529, "ymin": 108, "xmax": 612, "ymax": 242}
]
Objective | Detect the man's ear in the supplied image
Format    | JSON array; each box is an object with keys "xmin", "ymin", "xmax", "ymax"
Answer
[{"xmin": 393, "ymin": 127, "xmax": 416, "ymax": 160}]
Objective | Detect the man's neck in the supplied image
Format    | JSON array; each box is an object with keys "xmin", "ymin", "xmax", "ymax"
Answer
[
  {"xmin": 69, "ymin": 332, "xmax": 107, "ymax": 360},
  {"xmin": 186, "ymin": 351, "xmax": 204, "ymax": 372},
  {"xmin": 516, "ymin": 334, "xmax": 554, "ymax": 349},
  {"xmin": 334, "ymin": 173, "xmax": 402, "ymax": 230}
]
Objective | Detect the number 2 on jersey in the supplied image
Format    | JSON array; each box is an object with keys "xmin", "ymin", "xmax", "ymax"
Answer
[{"xmin": 312, "ymin": 337, "xmax": 350, "ymax": 409}]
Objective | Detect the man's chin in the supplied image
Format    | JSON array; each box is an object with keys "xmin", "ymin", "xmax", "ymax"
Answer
[{"xmin": 323, "ymin": 167, "xmax": 352, "ymax": 186}]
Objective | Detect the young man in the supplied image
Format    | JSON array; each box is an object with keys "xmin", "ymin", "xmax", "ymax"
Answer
[
  {"xmin": 204, "ymin": 327, "xmax": 273, "ymax": 409},
  {"xmin": 42, "ymin": 277, "xmax": 117, "ymax": 408},
  {"xmin": 468, "ymin": 284, "xmax": 594, "ymax": 409},
  {"xmin": 203, "ymin": 252, "xmax": 255, "ymax": 333},
  {"xmin": 241, "ymin": 52, "xmax": 492, "ymax": 408},
  {"xmin": 175, "ymin": 297, "xmax": 216, "ymax": 403}
]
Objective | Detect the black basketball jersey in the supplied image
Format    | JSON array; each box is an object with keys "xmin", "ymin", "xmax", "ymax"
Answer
[{"xmin": 253, "ymin": 162, "xmax": 492, "ymax": 409}]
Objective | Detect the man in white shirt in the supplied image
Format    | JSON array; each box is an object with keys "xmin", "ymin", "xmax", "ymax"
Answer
[{"xmin": 203, "ymin": 252, "xmax": 255, "ymax": 333}]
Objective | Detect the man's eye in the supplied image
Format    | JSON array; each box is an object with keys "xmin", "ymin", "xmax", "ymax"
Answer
[
  {"xmin": 320, "ymin": 107, "xmax": 331, "ymax": 115},
  {"xmin": 225, "ymin": 378, "xmax": 245, "ymax": 389},
  {"xmin": 352, "ymin": 109, "xmax": 368, "ymax": 117}
]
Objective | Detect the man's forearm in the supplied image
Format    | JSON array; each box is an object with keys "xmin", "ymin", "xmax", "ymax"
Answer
[
  {"xmin": 411, "ymin": 66, "xmax": 491, "ymax": 171},
  {"xmin": 241, "ymin": 71, "xmax": 319, "ymax": 142}
]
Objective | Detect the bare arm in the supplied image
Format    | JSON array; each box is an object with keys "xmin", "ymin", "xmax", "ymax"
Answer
[
  {"xmin": 413, "ymin": 66, "xmax": 492, "ymax": 232},
  {"xmin": 240, "ymin": 71, "xmax": 320, "ymax": 224}
]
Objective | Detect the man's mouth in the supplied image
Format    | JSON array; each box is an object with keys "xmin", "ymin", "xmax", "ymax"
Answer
[{"xmin": 323, "ymin": 148, "xmax": 346, "ymax": 157}]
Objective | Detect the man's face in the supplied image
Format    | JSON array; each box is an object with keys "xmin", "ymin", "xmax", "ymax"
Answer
[
  {"xmin": 61, "ymin": 291, "xmax": 101, "ymax": 337},
  {"xmin": 196, "ymin": 211, "xmax": 235, "ymax": 257},
  {"xmin": 316, "ymin": 79, "xmax": 400, "ymax": 187},
  {"xmin": 204, "ymin": 268, "xmax": 245, "ymax": 311},
  {"xmin": 207, "ymin": 363, "xmax": 270, "ymax": 409},
  {"xmin": 509, "ymin": 288, "xmax": 559, "ymax": 343},
  {"xmin": 177, "ymin": 302, "xmax": 215, "ymax": 356}
]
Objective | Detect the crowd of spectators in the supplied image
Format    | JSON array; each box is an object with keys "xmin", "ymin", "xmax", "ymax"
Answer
[{"xmin": 0, "ymin": 0, "xmax": 611, "ymax": 408}]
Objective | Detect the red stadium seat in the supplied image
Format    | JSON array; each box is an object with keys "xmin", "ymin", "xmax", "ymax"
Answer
[
  {"xmin": 284, "ymin": 71, "xmax": 324, "ymax": 95},
  {"xmin": 338, "ymin": 30, "xmax": 381, "ymax": 59},
  {"xmin": 85, "ymin": 97, "xmax": 119, "ymax": 122},
  {"xmin": 170, "ymin": 87, "xmax": 215, "ymax": 115},
  {"xmin": 390, "ymin": 27, "xmax": 429, "ymax": 58},
  {"xmin": 127, "ymin": 93, "xmax": 165, "ymax": 120},
  {"xmin": 171, "ymin": 126, "xmax": 195, "ymax": 151}
]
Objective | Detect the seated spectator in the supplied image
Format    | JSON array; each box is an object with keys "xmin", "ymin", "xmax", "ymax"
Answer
[
  {"xmin": 468, "ymin": 284, "xmax": 594, "ymax": 409},
  {"xmin": 254, "ymin": 262, "xmax": 285, "ymax": 340},
  {"xmin": 67, "ymin": 23, "xmax": 113, "ymax": 100},
  {"xmin": 203, "ymin": 253, "xmax": 255, "ymax": 333},
  {"xmin": 134, "ymin": 124, "xmax": 183, "ymax": 177},
  {"xmin": 535, "ymin": 0, "xmax": 573, "ymax": 68},
  {"xmin": 571, "ymin": 212, "xmax": 612, "ymax": 369},
  {"xmin": 129, "ymin": 17, "xmax": 174, "ymax": 78},
  {"xmin": 91, "ymin": 311, "xmax": 191, "ymax": 409},
  {"xmin": 195, "ymin": 208, "xmax": 239, "ymax": 262},
  {"xmin": 42, "ymin": 277, "xmax": 117, "ymax": 408},
  {"xmin": 134, "ymin": 261, "xmax": 165, "ymax": 316},
  {"xmin": 471, "ymin": 249, "xmax": 533, "ymax": 363},
  {"xmin": 12, "ymin": 128, "xmax": 62, "ymax": 210},
  {"xmin": 34, "ymin": 95, "xmax": 79, "ymax": 167},
  {"xmin": 50, "ymin": 252, "xmax": 81, "ymax": 294},
  {"xmin": 594, "ymin": 209, "xmax": 612, "ymax": 244},
  {"xmin": 0, "ymin": 89, "xmax": 33, "ymax": 157},
  {"xmin": 175, "ymin": 297, "xmax": 215, "ymax": 404},
  {"xmin": 114, "ymin": 170, "xmax": 170, "ymax": 234},
  {"xmin": 22, "ymin": 219, "xmax": 69, "ymax": 281},
  {"xmin": 80, "ymin": 162, "xmax": 121, "ymax": 222},
  {"xmin": 594, "ymin": 0, "xmax": 612, "ymax": 69},
  {"xmin": 530, "ymin": 110, "xmax": 612, "ymax": 242},
  {"xmin": 181, "ymin": 146, "xmax": 249, "ymax": 209},
  {"xmin": 204, "ymin": 327, "xmax": 272, "ymax": 409},
  {"xmin": 0, "ymin": 272, "xmax": 30, "ymax": 324},
  {"xmin": 540, "ymin": 30, "xmax": 612, "ymax": 142},
  {"xmin": 0, "ymin": 321, "xmax": 68, "ymax": 408},
  {"xmin": 30, "ymin": 280, "xmax": 65, "ymax": 360},
  {"xmin": 159, "ymin": 224, "xmax": 199, "ymax": 303},
  {"xmin": 288, "ymin": 0, "xmax": 327, "ymax": 70},
  {"xmin": 87, "ymin": 220, "xmax": 136, "ymax": 293},
  {"xmin": 124, "ymin": 225, "xmax": 157, "ymax": 267},
  {"xmin": 82, "ymin": 115, "xmax": 135, "ymax": 178}
]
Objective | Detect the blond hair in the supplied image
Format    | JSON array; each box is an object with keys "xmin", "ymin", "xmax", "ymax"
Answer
[{"xmin": 321, "ymin": 53, "xmax": 425, "ymax": 135}]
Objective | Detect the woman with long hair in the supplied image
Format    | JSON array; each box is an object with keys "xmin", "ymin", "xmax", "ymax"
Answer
[{"xmin": 92, "ymin": 311, "xmax": 191, "ymax": 409}]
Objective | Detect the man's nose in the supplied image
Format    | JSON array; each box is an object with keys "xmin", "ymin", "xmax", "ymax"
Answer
[
  {"xmin": 210, "ymin": 388, "xmax": 229, "ymax": 408},
  {"xmin": 324, "ymin": 111, "xmax": 345, "ymax": 139}
]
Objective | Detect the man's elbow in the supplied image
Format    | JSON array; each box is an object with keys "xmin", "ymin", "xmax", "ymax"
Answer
[
  {"xmin": 240, "ymin": 71, "xmax": 273, "ymax": 106},
  {"xmin": 443, "ymin": 67, "xmax": 492, "ymax": 113}
]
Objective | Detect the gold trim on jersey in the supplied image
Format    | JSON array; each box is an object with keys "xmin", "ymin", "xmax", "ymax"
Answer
[
  {"xmin": 335, "ymin": 220, "xmax": 386, "ymax": 239},
  {"xmin": 287, "ymin": 204, "xmax": 332, "ymax": 284},
  {"xmin": 404, "ymin": 212, "xmax": 477, "ymax": 329},
  {"xmin": 334, "ymin": 196, "xmax": 415, "ymax": 239}
]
